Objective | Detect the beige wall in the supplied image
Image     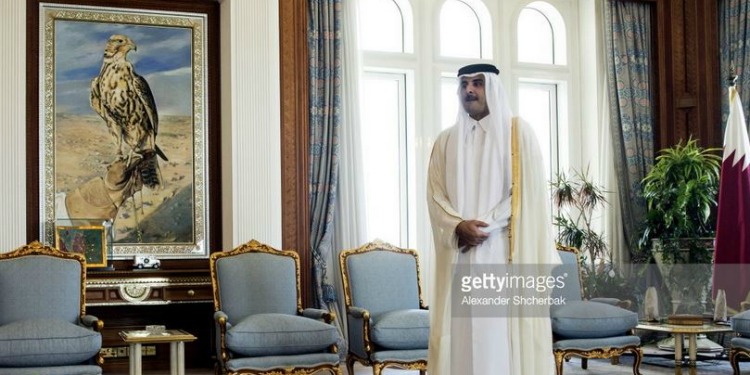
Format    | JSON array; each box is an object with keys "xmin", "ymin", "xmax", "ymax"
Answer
[{"xmin": 0, "ymin": 0, "xmax": 283, "ymax": 252}]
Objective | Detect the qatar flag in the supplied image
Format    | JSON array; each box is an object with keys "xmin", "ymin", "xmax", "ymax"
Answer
[{"xmin": 713, "ymin": 84, "xmax": 750, "ymax": 311}]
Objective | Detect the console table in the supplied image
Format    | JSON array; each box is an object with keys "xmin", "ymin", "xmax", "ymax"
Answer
[
  {"xmin": 86, "ymin": 269, "xmax": 212, "ymax": 306},
  {"xmin": 86, "ymin": 269, "xmax": 213, "ymax": 372}
]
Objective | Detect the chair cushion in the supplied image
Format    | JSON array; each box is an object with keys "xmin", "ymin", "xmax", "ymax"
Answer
[
  {"xmin": 371, "ymin": 309, "xmax": 429, "ymax": 350},
  {"xmin": 226, "ymin": 313, "xmax": 339, "ymax": 357},
  {"xmin": 732, "ymin": 309, "xmax": 750, "ymax": 337},
  {"xmin": 551, "ymin": 301, "xmax": 638, "ymax": 339},
  {"xmin": 0, "ymin": 318, "xmax": 102, "ymax": 367}
]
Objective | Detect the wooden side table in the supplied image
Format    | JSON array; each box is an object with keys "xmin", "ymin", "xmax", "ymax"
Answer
[{"xmin": 119, "ymin": 329, "xmax": 197, "ymax": 375}]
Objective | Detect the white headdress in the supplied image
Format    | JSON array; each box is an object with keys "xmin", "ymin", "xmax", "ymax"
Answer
[{"xmin": 445, "ymin": 64, "xmax": 514, "ymax": 219}]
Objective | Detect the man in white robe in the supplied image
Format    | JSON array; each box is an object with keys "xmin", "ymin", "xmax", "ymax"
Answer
[{"xmin": 427, "ymin": 63, "xmax": 560, "ymax": 374}]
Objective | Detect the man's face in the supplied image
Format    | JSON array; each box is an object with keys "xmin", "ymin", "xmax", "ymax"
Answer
[{"xmin": 460, "ymin": 74, "xmax": 490, "ymax": 120}]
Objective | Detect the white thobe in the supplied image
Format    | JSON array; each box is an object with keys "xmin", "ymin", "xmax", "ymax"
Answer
[
  {"xmin": 451, "ymin": 118, "xmax": 511, "ymax": 374},
  {"xmin": 427, "ymin": 117, "xmax": 560, "ymax": 375}
]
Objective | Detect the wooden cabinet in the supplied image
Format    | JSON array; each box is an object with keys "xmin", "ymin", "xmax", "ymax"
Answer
[{"xmin": 86, "ymin": 269, "xmax": 214, "ymax": 372}]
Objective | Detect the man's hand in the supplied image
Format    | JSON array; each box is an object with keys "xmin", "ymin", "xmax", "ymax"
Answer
[{"xmin": 456, "ymin": 220, "xmax": 490, "ymax": 250}]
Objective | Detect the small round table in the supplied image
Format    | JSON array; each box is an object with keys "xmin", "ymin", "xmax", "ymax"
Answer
[{"xmin": 635, "ymin": 322, "xmax": 732, "ymax": 371}]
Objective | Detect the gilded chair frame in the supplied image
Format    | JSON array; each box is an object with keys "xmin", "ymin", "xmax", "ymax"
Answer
[
  {"xmin": 339, "ymin": 241, "xmax": 428, "ymax": 375},
  {"xmin": 553, "ymin": 246, "xmax": 642, "ymax": 375},
  {"xmin": 730, "ymin": 345, "xmax": 750, "ymax": 375},
  {"xmin": 209, "ymin": 239, "xmax": 340, "ymax": 375},
  {"xmin": 0, "ymin": 241, "xmax": 104, "ymax": 366}
]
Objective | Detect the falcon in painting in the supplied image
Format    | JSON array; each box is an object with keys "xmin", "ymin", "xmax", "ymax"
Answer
[{"xmin": 90, "ymin": 34, "xmax": 168, "ymax": 189}]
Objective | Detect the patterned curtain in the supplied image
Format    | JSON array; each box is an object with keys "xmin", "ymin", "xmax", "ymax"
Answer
[
  {"xmin": 308, "ymin": 0, "xmax": 341, "ymax": 309},
  {"xmin": 604, "ymin": 0, "xmax": 654, "ymax": 251},
  {"xmin": 720, "ymin": 0, "xmax": 750, "ymax": 130}
]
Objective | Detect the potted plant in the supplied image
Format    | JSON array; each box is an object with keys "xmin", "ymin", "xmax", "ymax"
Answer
[
  {"xmin": 639, "ymin": 138, "xmax": 721, "ymax": 264},
  {"xmin": 639, "ymin": 137, "xmax": 721, "ymax": 314},
  {"xmin": 551, "ymin": 168, "xmax": 632, "ymax": 301}
]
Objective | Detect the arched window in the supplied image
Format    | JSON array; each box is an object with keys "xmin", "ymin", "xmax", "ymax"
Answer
[
  {"xmin": 356, "ymin": 0, "xmax": 582, "ymax": 251},
  {"xmin": 517, "ymin": 1, "xmax": 566, "ymax": 65},
  {"xmin": 359, "ymin": 0, "xmax": 414, "ymax": 53},
  {"xmin": 439, "ymin": 0, "xmax": 492, "ymax": 59}
]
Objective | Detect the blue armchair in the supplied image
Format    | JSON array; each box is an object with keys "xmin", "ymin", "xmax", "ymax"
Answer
[
  {"xmin": 551, "ymin": 246, "xmax": 642, "ymax": 375},
  {"xmin": 210, "ymin": 239, "xmax": 341, "ymax": 375},
  {"xmin": 0, "ymin": 241, "xmax": 103, "ymax": 375},
  {"xmin": 339, "ymin": 240, "xmax": 428, "ymax": 375}
]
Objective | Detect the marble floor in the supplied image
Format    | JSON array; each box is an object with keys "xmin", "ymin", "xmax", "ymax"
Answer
[{"xmin": 111, "ymin": 357, "xmax": 742, "ymax": 374}]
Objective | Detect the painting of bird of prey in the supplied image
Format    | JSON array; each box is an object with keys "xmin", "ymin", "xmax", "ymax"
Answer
[
  {"xmin": 48, "ymin": 13, "xmax": 201, "ymax": 253},
  {"xmin": 90, "ymin": 34, "xmax": 168, "ymax": 189}
]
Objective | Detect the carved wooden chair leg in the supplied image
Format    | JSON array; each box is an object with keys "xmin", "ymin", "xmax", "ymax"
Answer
[
  {"xmin": 345, "ymin": 357, "xmax": 355, "ymax": 375},
  {"xmin": 731, "ymin": 349, "xmax": 741, "ymax": 375},
  {"xmin": 631, "ymin": 347, "xmax": 643, "ymax": 375},
  {"xmin": 554, "ymin": 351, "xmax": 565, "ymax": 375},
  {"xmin": 372, "ymin": 362, "xmax": 383, "ymax": 375}
]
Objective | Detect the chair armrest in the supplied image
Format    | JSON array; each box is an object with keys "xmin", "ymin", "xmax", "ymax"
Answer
[
  {"xmin": 301, "ymin": 308, "xmax": 336, "ymax": 323},
  {"xmin": 213, "ymin": 311, "xmax": 231, "ymax": 364},
  {"xmin": 214, "ymin": 311, "xmax": 232, "ymax": 329},
  {"xmin": 348, "ymin": 306, "xmax": 370, "ymax": 319},
  {"xmin": 80, "ymin": 315, "xmax": 103, "ymax": 332},
  {"xmin": 347, "ymin": 306, "xmax": 372, "ymax": 357}
]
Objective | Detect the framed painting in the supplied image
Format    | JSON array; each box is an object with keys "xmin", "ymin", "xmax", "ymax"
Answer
[
  {"xmin": 28, "ymin": 0, "xmax": 220, "ymax": 260},
  {"xmin": 55, "ymin": 225, "xmax": 108, "ymax": 268}
]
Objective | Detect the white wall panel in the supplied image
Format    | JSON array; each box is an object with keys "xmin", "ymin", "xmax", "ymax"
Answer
[
  {"xmin": 0, "ymin": 1, "xmax": 27, "ymax": 252},
  {"xmin": 220, "ymin": 0, "xmax": 282, "ymax": 250}
]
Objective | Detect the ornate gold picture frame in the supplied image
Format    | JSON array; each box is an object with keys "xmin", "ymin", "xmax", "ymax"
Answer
[
  {"xmin": 55, "ymin": 225, "xmax": 108, "ymax": 268},
  {"xmin": 30, "ymin": 1, "xmax": 219, "ymax": 260}
]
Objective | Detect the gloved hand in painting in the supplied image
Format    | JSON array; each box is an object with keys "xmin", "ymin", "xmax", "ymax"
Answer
[{"xmin": 58, "ymin": 150, "xmax": 160, "ymax": 221}]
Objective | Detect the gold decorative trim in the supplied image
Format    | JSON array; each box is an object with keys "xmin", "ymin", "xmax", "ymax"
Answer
[
  {"xmin": 228, "ymin": 364, "xmax": 341, "ymax": 375},
  {"xmin": 553, "ymin": 345, "xmax": 642, "ymax": 375},
  {"xmin": 509, "ymin": 118, "xmax": 520, "ymax": 263},
  {"xmin": 347, "ymin": 355, "xmax": 427, "ymax": 375},
  {"xmin": 87, "ymin": 276, "xmax": 211, "ymax": 288}
]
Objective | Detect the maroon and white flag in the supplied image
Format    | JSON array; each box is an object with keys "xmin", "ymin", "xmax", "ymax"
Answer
[{"xmin": 713, "ymin": 85, "xmax": 750, "ymax": 311}]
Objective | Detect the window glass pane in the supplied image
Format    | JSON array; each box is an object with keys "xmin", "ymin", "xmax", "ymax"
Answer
[
  {"xmin": 360, "ymin": 74, "xmax": 405, "ymax": 244},
  {"xmin": 440, "ymin": 0, "xmax": 481, "ymax": 58},
  {"xmin": 441, "ymin": 76, "xmax": 460, "ymax": 130},
  {"xmin": 518, "ymin": 82, "xmax": 558, "ymax": 180},
  {"xmin": 518, "ymin": 8, "xmax": 554, "ymax": 64},
  {"xmin": 359, "ymin": 0, "xmax": 404, "ymax": 52}
]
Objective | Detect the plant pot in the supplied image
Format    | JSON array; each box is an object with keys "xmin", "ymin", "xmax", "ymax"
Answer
[{"xmin": 651, "ymin": 238, "xmax": 714, "ymax": 315}]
